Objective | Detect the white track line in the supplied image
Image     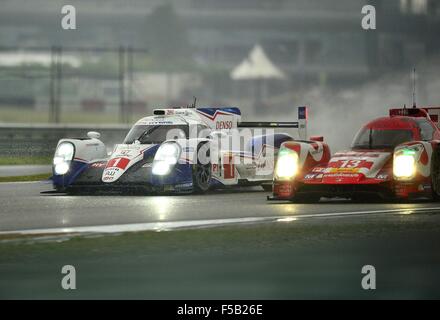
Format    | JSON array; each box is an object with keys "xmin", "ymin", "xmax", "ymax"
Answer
[{"xmin": 1, "ymin": 206, "xmax": 440, "ymax": 236}]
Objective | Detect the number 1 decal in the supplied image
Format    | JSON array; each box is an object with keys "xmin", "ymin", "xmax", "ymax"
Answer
[{"xmin": 106, "ymin": 157, "xmax": 130, "ymax": 170}]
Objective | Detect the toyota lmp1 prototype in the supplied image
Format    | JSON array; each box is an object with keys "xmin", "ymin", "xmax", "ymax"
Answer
[
  {"xmin": 270, "ymin": 106, "xmax": 440, "ymax": 202},
  {"xmin": 51, "ymin": 105, "xmax": 310, "ymax": 194}
]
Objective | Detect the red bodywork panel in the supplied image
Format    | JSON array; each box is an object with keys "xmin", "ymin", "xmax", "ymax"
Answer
[{"xmin": 273, "ymin": 107, "xmax": 440, "ymax": 200}]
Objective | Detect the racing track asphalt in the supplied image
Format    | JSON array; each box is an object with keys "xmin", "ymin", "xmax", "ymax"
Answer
[
  {"xmin": 0, "ymin": 165, "xmax": 51, "ymax": 177},
  {"xmin": 1, "ymin": 180, "xmax": 440, "ymax": 233}
]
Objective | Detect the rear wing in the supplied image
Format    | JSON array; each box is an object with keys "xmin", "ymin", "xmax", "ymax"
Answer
[
  {"xmin": 238, "ymin": 106, "xmax": 308, "ymax": 140},
  {"xmin": 390, "ymin": 107, "xmax": 440, "ymax": 128}
]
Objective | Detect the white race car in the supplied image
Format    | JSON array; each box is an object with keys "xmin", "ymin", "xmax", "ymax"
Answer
[{"xmin": 51, "ymin": 105, "xmax": 309, "ymax": 194}]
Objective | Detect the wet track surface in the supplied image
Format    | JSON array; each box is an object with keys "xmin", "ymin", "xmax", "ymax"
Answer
[
  {"xmin": 2, "ymin": 181, "xmax": 440, "ymax": 299},
  {"xmin": 1, "ymin": 181, "xmax": 440, "ymax": 232}
]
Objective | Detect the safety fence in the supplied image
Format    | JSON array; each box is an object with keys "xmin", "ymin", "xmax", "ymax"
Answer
[{"xmin": 0, "ymin": 124, "xmax": 130, "ymax": 157}]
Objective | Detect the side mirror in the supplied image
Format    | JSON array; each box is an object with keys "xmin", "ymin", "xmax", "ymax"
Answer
[
  {"xmin": 87, "ymin": 131, "xmax": 101, "ymax": 139},
  {"xmin": 310, "ymin": 136, "xmax": 324, "ymax": 142}
]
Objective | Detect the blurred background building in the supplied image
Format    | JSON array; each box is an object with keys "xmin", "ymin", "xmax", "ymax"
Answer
[{"xmin": 0, "ymin": 0, "xmax": 439, "ymax": 136}]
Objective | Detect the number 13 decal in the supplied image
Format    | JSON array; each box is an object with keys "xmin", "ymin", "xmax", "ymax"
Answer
[{"xmin": 340, "ymin": 160, "xmax": 361, "ymax": 168}]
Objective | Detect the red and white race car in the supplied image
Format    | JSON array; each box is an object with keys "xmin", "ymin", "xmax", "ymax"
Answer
[{"xmin": 270, "ymin": 106, "xmax": 440, "ymax": 202}]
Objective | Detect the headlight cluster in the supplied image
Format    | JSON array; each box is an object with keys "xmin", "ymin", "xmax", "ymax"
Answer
[
  {"xmin": 152, "ymin": 143, "xmax": 181, "ymax": 175},
  {"xmin": 53, "ymin": 142, "xmax": 75, "ymax": 175},
  {"xmin": 393, "ymin": 149, "xmax": 416, "ymax": 179},
  {"xmin": 275, "ymin": 147, "xmax": 299, "ymax": 180}
]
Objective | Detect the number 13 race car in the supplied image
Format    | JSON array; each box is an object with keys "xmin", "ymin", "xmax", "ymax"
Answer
[
  {"xmin": 51, "ymin": 105, "xmax": 314, "ymax": 194},
  {"xmin": 270, "ymin": 106, "xmax": 440, "ymax": 202}
]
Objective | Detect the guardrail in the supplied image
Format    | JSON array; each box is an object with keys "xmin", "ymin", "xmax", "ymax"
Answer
[{"xmin": 0, "ymin": 123, "xmax": 131, "ymax": 157}]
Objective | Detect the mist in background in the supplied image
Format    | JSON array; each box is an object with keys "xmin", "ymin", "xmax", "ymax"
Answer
[
  {"xmin": 0, "ymin": 0, "xmax": 439, "ymax": 151},
  {"xmin": 304, "ymin": 59, "xmax": 440, "ymax": 150}
]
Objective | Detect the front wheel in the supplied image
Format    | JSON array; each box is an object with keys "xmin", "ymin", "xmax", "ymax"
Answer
[
  {"xmin": 193, "ymin": 163, "xmax": 211, "ymax": 193},
  {"xmin": 192, "ymin": 144, "xmax": 212, "ymax": 194},
  {"xmin": 55, "ymin": 186, "xmax": 67, "ymax": 193}
]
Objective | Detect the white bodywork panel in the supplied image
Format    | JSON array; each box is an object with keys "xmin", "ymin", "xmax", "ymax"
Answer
[{"xmin": 56, "ymin": 107, "xmax": 292, "ymax": 187}]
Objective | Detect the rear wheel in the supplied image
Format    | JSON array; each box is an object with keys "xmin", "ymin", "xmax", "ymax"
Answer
[
  {"xmin": 431, "ymin": 147, "xmax": 440, "ymax": 200},
  {"xmin": 193, "ymin": 144, "xmax": 212, "ymax": 194}
]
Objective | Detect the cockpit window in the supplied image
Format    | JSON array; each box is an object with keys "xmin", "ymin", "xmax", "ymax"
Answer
[
  {"xmin": 416, "ymin": 118, "xmax": 435, "ymax": 141},
  {"xmin": 352, "ymin": 128, "xmax": 413, "ymax": 150},
  {"xmin": 124, "ymin": 125, "xmax": 189, "ymax": 144}
]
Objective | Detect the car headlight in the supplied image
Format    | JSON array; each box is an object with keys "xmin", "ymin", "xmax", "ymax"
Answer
[
  {"xmin": 152, "ymin": 143, "xmax": 181, "ymax": 176},
  {"xmin": 275, "ymin": 148, "xmax": 299, "ymax": 180},
  {"xmin": 394, "ymin": 150, "xmax": 416, "ymax": 179},
  {"xmin": 53, "ymin": 142, "xmax": 75, "ymax": 175}
]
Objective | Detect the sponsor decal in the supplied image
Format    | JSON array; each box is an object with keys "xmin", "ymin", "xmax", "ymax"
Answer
[
  {"xmin": 90, "ymin": 162, "xmax": 106, "ymax": 168},
  {"xmin": 256, "ymin": 160, "xmax": 267, "ymax": 169},
  {"xmin": 103, "ymin": 175, "xmax": 115, "ymax": 182},
  {"xmin": 115, "ymin": 150, "xmax": 132, "ymax": 157},
  {"xmin": 104, "ymin": 168, "xmax": 120, "ymax": 176},
  {"xmin": 141, "ymin": 120, "xmax": 174, "ymax": 125},
  {"xmin": 106, "ymin": 157, "xmax": 130, "ymax": 170},
  {"xmin": 333, "ymin": 152, "xmax": 381, "ymax": 158},
  {"xmin": 328, "ymin": 167, "xmax": 360, "ymax": 173},
  {"xmin": 328, "ymin": 159, "xmax": 373, "ymax": 170},
  {"xmin": 324, "ymin": 173, "xmax": 360, "ymax": 178},
  {"xmin": 277, "ymin": 183, "xmax": 293, "ymax": 197},
  {"xmin": 216, "ymin": 121, "xmax": 233, "ymax": 130}
]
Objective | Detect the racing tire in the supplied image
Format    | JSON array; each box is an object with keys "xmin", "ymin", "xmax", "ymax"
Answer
[
  {"xmin": 55, "ymin": 186, "xmax": 67, "ymax": 193},
  {"xmin": 431, "ymin": 147, "xmax": 440, "ymax": 201},
  {"xmin": 192, "ymin": 143, "xmax": 212, "ymax": 194}
]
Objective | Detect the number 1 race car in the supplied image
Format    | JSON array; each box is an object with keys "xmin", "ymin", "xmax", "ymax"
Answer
[
  {"xmin": 51, "ymin": 105, "xmax": 313, "ymax": 194},
  {"xmin": 270, "ymin": 106, "xmax": 440, "ymax": 202}
]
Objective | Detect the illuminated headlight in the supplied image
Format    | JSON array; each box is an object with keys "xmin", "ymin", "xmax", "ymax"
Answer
[
  {"xmin": 54, "ymin": 162, "xmax": 70, "ymax": 175},
  {"xmin": 152, "ymin": 143, "xmax": 181, "ymax": 176},
  {"xmin": 53, "ymin": 142, "xmax": 75, "ymax": 175},
  {"xmin": 394, "ymin": 151, "xmax": 416, "ymax": 179},
  {"xmin": 275, "ymin": 148, "xmax": 299, "ymax": 180}
]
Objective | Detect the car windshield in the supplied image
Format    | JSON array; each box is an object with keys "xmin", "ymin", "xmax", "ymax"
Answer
[
  {"xmin": 124, "ymin": 125, "xmax": 189, "ymax": 144},
  {"xmin": 352, "ymin": 128, "xmax": 414, "ymax": 150}
]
